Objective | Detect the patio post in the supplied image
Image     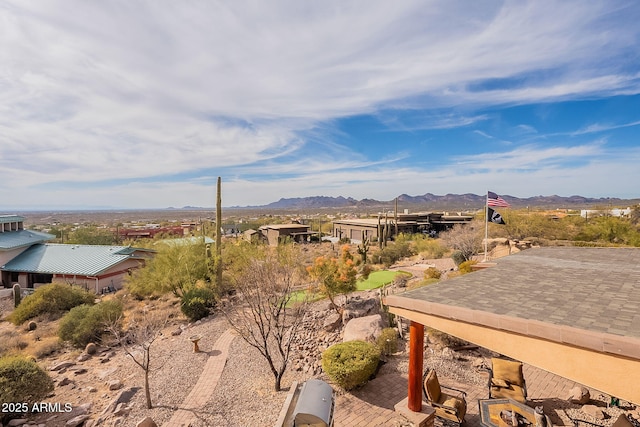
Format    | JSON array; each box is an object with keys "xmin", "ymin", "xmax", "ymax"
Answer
[{"xmin": 408, "ymin": 321, "xmax": 424, "ymax": 412}]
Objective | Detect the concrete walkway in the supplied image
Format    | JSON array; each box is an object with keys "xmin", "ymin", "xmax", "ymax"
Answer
[{"xmin": 163, "ymin": 329, "xmax": 235, "ymax": 427}]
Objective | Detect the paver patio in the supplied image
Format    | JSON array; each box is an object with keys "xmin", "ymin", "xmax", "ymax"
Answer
[{"xmin": 334, "ymin": 362, "xmax": 588, "ymax": 427}]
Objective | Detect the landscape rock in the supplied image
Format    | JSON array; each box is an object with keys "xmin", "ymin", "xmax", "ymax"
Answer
[
  {"xmin": 567, "ymin": 386, "xmax": 591, "ymax": 404},
  {"xmin": 581, "ymin": 405, "xmax": 605, "ymax": 419},
  {"xmin": 135, "ymin": 417, "xmax": 157, "ymax": 427},
  {"xmin": 341, "ymin": 296, "xmax": 378, "ymax": 324},
  {"xmin": 7, "ymin": 419, "xmax": 28, "ymax": 427},
  {"xmin": 50, "ymin": 361, "xmax": 75, "ymax": 371},
  {"xmin": 171, "ymin": 327, "xmax": 183, "ymax": 336},
  {"xmin": 76, "ymin": 353, "xmax": 91, "ymax": 362},
  {"xmin": 107, "ymin": 380, "xmax": 123, "ymax": 391},
  {"xmin": 58, "ymin": 377, "xmax": 72, "ymax": 386},
  {"xmin": 322, "ymin": 312, "xmax": 342, "ymax": 332},
  {"xmin": 27, "ymin": 321, "xmax": 37, "ymax": 331},
  {"xmin": 343, "ymin": 314, "xmax": 383, "ymax": 343},
  {"xmin": 65, "ymin": 415, "xmax": 90, "ymax": 427}
]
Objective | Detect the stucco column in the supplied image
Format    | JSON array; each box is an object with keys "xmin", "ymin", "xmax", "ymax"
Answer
[{"xmin": 408, "ymin": 321, "xmax": 424, "ymax": 412}]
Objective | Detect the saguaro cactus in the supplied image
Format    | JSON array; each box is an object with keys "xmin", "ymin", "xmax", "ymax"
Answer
[
  {"xmin": 216, "ymin": 177, "xmax": 223, "ymax": 287},
  {"xmin": 13, "ymin": 283, "xmax": 21, "ymax": 307}
]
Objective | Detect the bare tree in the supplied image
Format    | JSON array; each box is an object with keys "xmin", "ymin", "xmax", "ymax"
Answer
[
  {"xmin": 107, "ymin": 311, "xmax": 168, "ymax": 409},
  {"xmin": 222, "ymin": 250, "xmax": 307, "ymax": 391},
  {"xmin": 440, "ymin": 221, "xmax": 483, "ymax": 262}
]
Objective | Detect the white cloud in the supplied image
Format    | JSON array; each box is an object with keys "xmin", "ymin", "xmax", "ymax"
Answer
[{"xmin": 1, "ymin": 1, "xmax": 639, "ymax": 208}]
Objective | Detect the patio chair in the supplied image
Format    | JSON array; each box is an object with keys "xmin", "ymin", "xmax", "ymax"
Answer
[
  {"xmin": 423, "ymin": 369, "xmax": 467, "ymax": 425},
  {"xmin": 487, "ymin": 357, "xmax": 527, "ymax": 403}
]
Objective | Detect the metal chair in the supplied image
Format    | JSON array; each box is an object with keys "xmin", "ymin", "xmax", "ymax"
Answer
[{"xmin": 423, "ymin": 369, "xmax": 467, "ymax": 426}]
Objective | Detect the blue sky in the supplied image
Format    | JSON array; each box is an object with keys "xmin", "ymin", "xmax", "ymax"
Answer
[{"xmin": 1, "ymin": 1, "xmax": 639, "ymax": 209}]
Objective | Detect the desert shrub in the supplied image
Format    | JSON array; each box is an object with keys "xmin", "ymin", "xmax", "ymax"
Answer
[
  {"xmin": 370, "ymin": 242, "xmax": 415, "ymax": 267},
  {"xmin": 338, "ymin": 237, "xmax": 351, "ymax": 244},
  {"xmin": 424, "ymin": 267, "xmax": 441, "ymax": 279},
  {"xmin": 181, "ymin": 287, "xmax": 216, "ymax": 322},
  {"xmin": 322, "ymin": 341, "xmax": 380, "ymax": 390},
  {"xmin": 413, "ymin": 237, "xmax": 447, "ymax": 259},
  {"xmin": 58, "ymin": 300, "xmax": 123, "ymax": 347},
  {"xmin": 10, "ymin": 283, "xmax": 95, "ymax": 325},
  {"xmin": 451, "ymin": 250, "xmax": 466, "ymax": 266},
  {"xmin": 0, "ymin": 356, "xmax": 54, "ymax": 408},
  {"xmin": 360, "ymin": 263, "xmax": 374, "ymax": 280},
  {"xmin": 376, "ymin": 328, "xmax": 399, "ymax": 356},
  {"xmin": 0, "ymin": 330, "xmax": 28, "ymax": 356},
  {"xmin": 458, "ymin": 260, "xmax": 478, "ymax": 274},
  {"xmin": 29, "ymin": 337, "xmax": 61, "ymax": 359}
]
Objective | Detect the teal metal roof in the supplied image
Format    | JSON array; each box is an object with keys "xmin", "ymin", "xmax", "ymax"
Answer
[
  {"xmin": 0, "ymin": 230, "xmax": 55, "ymax": 250},
  {"xmin": 0, "ymin": 215, "xmax": 25, "ymax": 224},
  {"xmin": 1, "ymin": 244, "xmax": 140, "ymax": 276}
]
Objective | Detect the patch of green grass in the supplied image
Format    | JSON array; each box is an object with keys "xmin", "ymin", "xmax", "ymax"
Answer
[
  {"xmin": 356, "ymin": 270, "xmax": 410, "ymax": 291},
  {"xmin": 287, "ymin": 289, "xmax": 324, "ymax": 306}
]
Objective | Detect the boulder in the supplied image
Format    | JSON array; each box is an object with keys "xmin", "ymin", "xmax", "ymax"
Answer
[
  {"xmin": 343, "ymin": 314, "xmax": 383, "ymax": 343},
  {"xmin": 342, "ymin": 297, "xmax": 378, "ymax": 323},
  {"xmin": 581, "ymin": 405, "xmax": 605, "ymax": 420},
  {"xmin": 567, "ymin": 386, "xmax": 590, "ymax": 404},
  {"xmin": 322, "ymin": 312, "xmax": 342, "ymax": 332},
  {"xmin": 136, "ymin": 417, "xmax": 158, "ymax": 427},
  {"xmin": 108, "ymin": 380, "xmax": 123, "ymax": 391},
  {"xmin": 27, "ymin": 321, "xmax": 37, "ymax": 331},
  {"xmin": 7, "ymin": 419, "xmax": 28, "ymax": 426}
]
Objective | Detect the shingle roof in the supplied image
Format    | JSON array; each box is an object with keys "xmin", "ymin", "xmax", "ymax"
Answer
[
  {"xmin": 387, "ymin": 247, "xmax": 640, "ymax": 339},
  {"xmin": 0, "ymin": 230, "xmax": 55, "ymax": 250},
  {"xmin": 1, "ymin": 244, "xmax": 139, "ymax": 276}
]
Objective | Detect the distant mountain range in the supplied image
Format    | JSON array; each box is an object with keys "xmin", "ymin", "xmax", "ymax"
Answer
[{"xmin": 256, "ymin": 193, "xmax": 640, "ymax": 210}]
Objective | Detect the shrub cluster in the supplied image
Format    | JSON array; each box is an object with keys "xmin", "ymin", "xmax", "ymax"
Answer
[
  {"xmin": 424, "ymin": 267, "xmax": 442, "ymax": 279},
  {"xmin": 321, "ymin": 341, "xmax": 380, "ymax": 390},
  {"xmin": 0, "ymin": 356, "xmax": 54, "ymax": 407},
  {"xmin": 180, "ymin": 287, "xmax": 216, "ymax": 322},
  {"xmin": 58, "ymin": 300, "xmax": 123, "ymax": 347},
  {"xmin": 458, "ymin": 260, "xmax": 478, "ymax": 274},
  {"xmin": 370, "ymin": 242, "xmax": 415, "ymax": 267},
  {"xmin": 376, "ymin": 328, "xmax": 399, "ymax": 356},
  {"xmin": 10, "ymin": 283, "xmax": 95, "ymax": 325}
]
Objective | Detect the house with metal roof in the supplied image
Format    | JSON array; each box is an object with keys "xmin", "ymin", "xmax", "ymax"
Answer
[
  {"xmin": 0, "ymin": 215, "xmax": 55, "ymax": 266},
  {"xmin": 0, "ymin": 215, "xmax": 153, "ymax": 293},
  {"xmin": 1, "ymin": 244, "xmax": 153, "ymax": 293},
  {"xmin": 384, "ymin": 246, "xmax": 640, "ymax": 416}
]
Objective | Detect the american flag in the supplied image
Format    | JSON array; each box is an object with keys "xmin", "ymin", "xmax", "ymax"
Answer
[{"xmin": 487, "ymin": 191, "xmax": 510, "ymax": 208}]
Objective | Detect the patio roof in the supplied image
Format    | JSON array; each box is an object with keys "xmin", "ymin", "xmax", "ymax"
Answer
[{"xmin": 385, "ymin": 246, "xmax": 640, "ymax": 405}]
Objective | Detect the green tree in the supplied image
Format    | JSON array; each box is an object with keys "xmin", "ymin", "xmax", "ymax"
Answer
[
  {"xmin": 307, "ymin": 245, "xmax": 357, "ymax": 314},
  {"xmin": 125, "ymin": 241, "xmax": 213, "ymax": 298},
  {"xmin": 67, "ymin": 226, "xmax": 116, "ymax": 245}
]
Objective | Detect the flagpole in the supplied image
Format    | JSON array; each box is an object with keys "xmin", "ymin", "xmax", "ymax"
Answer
[{"xmin": 484, "ymin": 191, "xmax": 489, "ymax": 262}]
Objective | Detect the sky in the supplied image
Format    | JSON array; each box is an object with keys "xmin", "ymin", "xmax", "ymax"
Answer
[{"xmin": 2, "ymin": 1, "xmax": 640, "ymax": 210}]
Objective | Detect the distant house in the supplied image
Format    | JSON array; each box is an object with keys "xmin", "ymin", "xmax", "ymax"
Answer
[
  {"xmin": 0, "ymin": 215, "xmax": 153, "ymax": 293},
  {"xmin": 258, "ymin": 224, "xmax": 315, "ymax": 246},
  {"xmin": 332, "ymin": 212, "xmax": 473, "ymax": 242}
]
